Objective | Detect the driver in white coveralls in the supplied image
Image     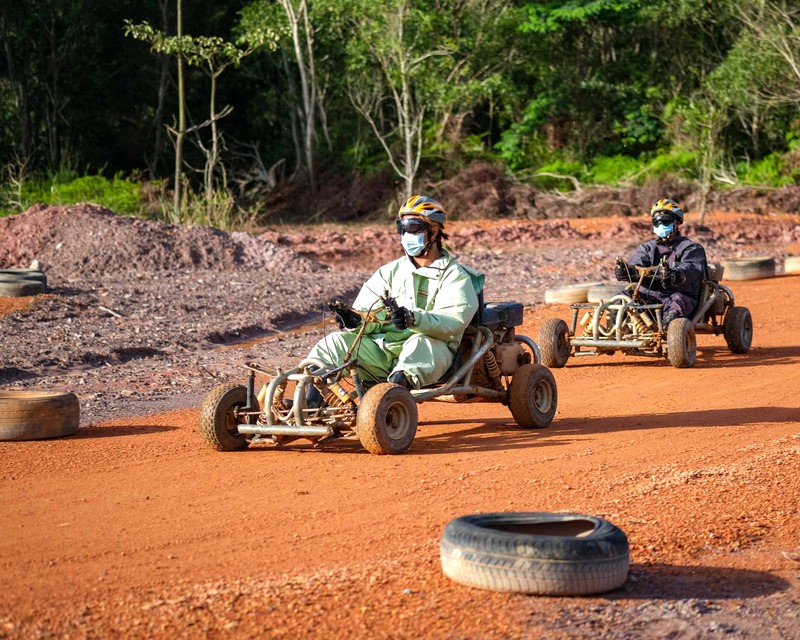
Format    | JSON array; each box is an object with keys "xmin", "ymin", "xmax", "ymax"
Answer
[{"xmin": 305, "ymin": 195, "xmax": 483, "ymax": 395}]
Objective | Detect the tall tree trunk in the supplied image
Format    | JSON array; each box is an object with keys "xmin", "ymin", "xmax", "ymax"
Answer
[{"xmin": 174, "ymin": 0, "xmax": 185, "ymax": 220}]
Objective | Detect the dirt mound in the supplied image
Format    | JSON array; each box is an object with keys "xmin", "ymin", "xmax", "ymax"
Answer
[
  {"xmin": 437, "ymin": 161, "xmax": 540, "ymax": 219},
  {"xmin": 0, "ymin": 203, "xmax": 322, "ymax": 278}
]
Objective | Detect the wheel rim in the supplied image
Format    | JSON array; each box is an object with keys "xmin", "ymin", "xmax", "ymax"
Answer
[
  {"xmin": 742, "ymin": 315, "xmax": 753, "ymax": 347},
  {"xmin": 225, "ymin": 404, "xmax": 244, "ymax": 437},
  {"xmin": 385, "ymin": 402, "xmax": 412, "ymax": 441},
  {"xmin": 533, "ymin": 378, "xmax": 555, "ymax": 413},
  {"xmin": 685, "ymin": 328, "xmax": 696, "ymax": 354},
  {"xmin": 557, "ymin": 331, "xmax": 570, "ymax": 359}
]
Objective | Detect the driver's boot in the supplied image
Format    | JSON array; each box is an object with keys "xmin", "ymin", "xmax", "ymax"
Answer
[{"xmin": 388, "ymin": 370, "xmax": 412, "ymax": 389}]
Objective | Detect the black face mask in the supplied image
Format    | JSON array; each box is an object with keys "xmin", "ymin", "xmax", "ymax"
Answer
[{"xmin": 396, "ymin": 218, "xmax": 431, "ymax": 235}]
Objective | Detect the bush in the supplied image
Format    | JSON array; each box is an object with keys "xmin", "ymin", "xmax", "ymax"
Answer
[
  {"xmin": 0, "ymin": 170, "xmax": 144, "ymax": 216},
  {"xmin": 735, "ymin": 152, "xmax": 796, "ymax": 187}
]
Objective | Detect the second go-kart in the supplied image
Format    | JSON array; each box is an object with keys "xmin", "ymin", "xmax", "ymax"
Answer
[
  {"xmin": 539, "ymin": 260, "xmax": 752, "ymax": 369},
  {"xmin": 199, "ymin": 294, "xmax": 557, "ymax": 455}
]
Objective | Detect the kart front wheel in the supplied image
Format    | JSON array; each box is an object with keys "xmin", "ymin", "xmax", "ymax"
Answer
[
  {"xmin": 509, "ymin": 364, "xmax": 557, "ymax": 429},
  {"xmin": 667, "ymin": 318, "xmax": 697, "ymax": 368},
  {"xmin": 724, "ymin": 306, "xmax": 752, "ymax": 354},
  {"xmin": 357, "ymin": 383, "xmax": 418, "ymax": 455},
  {"xmin": 539, "ymin": 318, "xmax": 571, "ymax": 368},
  {"xmin": 199, "ymin": 382, "xmax": 252, "ymax": 451}
]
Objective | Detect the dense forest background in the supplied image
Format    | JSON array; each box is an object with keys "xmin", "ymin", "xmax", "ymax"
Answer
[{"xmin": 1, "ymin": 0, "xmax": 799, "ymax": 226}]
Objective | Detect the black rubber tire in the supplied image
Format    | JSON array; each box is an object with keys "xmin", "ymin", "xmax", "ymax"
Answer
[
  {"xmin": 0, "ymin": 278, "xmax": 46, "ymax": 297},
  {"xmin": 508, "ymin": 363, "xmax": 557, "ymax": 428},
  {"xmin": 720, "ymin": 256, "xmax": 775, "ymax": 281},
  {"xmin": 724, "ymin": 306, "xmax": 753, "ymax": 354},
  {"xmin": 440, "ymin": 512, "xmax": 630, "ymax": 595},
  {"xmin": 0, "ymin": 391, "xmax": 80, "ymax": 441},
  {"xmin": 0, "ymin": 269, "xmax": 48, "ymax": 285},
  {"xmin": 199, "ymin": 382, "xmax": 251, "ymax": 451},
  {"xmin": 356, "ymin": 382, "xmax": 418, "ymax": 455},
  {"xmin": 667, "ymin": 317, "xmax": 697, "ymax": 368},
  {"xmin": 539, "ymin": 318, "xmax": 570, "ymax": 368}
]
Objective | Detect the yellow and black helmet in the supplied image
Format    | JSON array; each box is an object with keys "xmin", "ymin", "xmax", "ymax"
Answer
[
  {"xmin": 398, "ymin": 195, "xmax": 446, "ymax": 226},
  {"xmin": 650, "ymin": 198, "xmax": 684, "ymax": 222}
]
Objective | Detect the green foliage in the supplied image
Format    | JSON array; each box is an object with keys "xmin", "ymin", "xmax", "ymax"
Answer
[
  {"xmin": 586, "ymin": 155, "xmax": 642, "ymax": 184},
  {"xmin": 736, "ymin": 152, "xmax": 797, "ymax": 188},
  {"xmin": 0, "ymin": 171, "xmax": 144, "ymax": 217},
  {"xmin": 522, "ymin": 0, "xmax": 641, "ymax": 34}
]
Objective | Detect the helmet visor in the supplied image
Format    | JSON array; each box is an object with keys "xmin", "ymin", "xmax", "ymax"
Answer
[{"xmin": 396, "ymin": 218, "xmax": 431, "ymax": 235}]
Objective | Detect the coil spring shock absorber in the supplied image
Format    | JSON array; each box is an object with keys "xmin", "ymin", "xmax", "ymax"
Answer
[
  {"xmin": 629, "ymin": 315, "xmax": 647, "ymax": 336},
  {"xmin": 580, "ymin": 310, "xmax": 594, "ymax": 337}
]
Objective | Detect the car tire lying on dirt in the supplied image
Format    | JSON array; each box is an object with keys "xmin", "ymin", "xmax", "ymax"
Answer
[
  {"xmin": 784, "ymin": 256, "xmax": 800, "ymax": 274},
  {"xmin": 0, "ymin": 277, "xmax": 47, "ymax": 297},
  {"xmin": 0, "ymin": 391, "xmax": 80, "ymax": 441},
  {"xmin": 720, "ymin": 256, "xmax": 776, "ymax": 281},
  {"xmin": 544, "ymin": 282, "xmax": 602, "ymax": 304},
  {"xmin": 440, "ymin": 512, "xmax": 629, "ymax": 595},
  {"xmin": 587, "ymin": 283, "xmax": 625, "ymax": 303},
  {"xmin": 0, "ymin": 268, "xmax": 48, "ymax": 285}
]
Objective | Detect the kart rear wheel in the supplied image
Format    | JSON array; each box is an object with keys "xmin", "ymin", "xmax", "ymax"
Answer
[
  {"xmin": 508, "ymin": 364, "xmax": 557, "ymax": 429},
  {"xmin": 539, "ymin": 318, "xmax": 570, "ymax": 368},
  {"xmin": 724, "ymin": 306, "xmax": 752, "ymax": 354},
  {"xmin": 199, "ymin": 382, "xmax": 251, "ymax": 451},
  {"xmin": 667, "ymin": 318, "xmax": 697, "ymax": 368},
  {"xmin": 357, "ymin": 383, "xmax": 418, "ymax": 455}
]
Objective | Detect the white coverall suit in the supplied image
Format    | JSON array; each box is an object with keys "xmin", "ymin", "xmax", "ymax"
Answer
[{"xmin": 307, "ymin": 250, "xmax": 484, "ymax": 389}]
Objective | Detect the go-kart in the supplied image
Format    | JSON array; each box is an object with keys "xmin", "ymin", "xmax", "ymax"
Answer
[
  {"xmin": 199, "ymin": 295, "xmax": 557, "ymax": 455},
  {"xmin": 538, "ymin": 260, "xmax": 752, "ymax": 369}
]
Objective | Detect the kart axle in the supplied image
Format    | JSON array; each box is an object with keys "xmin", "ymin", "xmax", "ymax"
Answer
[{"xmin": 237, "ymin": 424, "xmax": 331, "ymax": 437}]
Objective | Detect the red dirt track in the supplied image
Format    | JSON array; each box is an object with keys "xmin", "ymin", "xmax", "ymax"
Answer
[{"xmin": 2, "ymin": 276, "xmax": 800, "ymax": 638}]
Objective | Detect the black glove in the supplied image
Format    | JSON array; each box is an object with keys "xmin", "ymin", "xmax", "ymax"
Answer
[
  {"xmin": 391, "ymin": 306, "xmax": 414, "ymax": 330},
  {"xmin": 614, "ymin": 259, "xmax": 636, "ymax": 282},
  {"xmin": 662, "ymin": 267, "xmax": 685, "ymax": 289},
  {"xmin": 327, "ymin": 299, "xmax": 362, "ymax": 329}
]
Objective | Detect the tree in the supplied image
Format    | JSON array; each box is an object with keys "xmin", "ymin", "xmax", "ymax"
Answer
[
  {"xmin": 125, "ymin": 12, "xmax": 252, "ymax": 220},
  {"xmin": 238, "ymin": 0, "xmax": 321, "ymax": 190}
]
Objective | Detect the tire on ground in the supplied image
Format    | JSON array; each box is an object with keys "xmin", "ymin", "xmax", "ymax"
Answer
[
  {"xmin": 724, "ymin": 306, "xmax": 753, "ymax": 354},
  {"xmin": 587, "ymin": 283, "xmax": 625, "ymax": 303},
  {"xmin": 0, "ymin": 269, "xmax": 48, "ymax": 286},
  {"xmin": 544, "ymin": 282, "xmax": 602, "ymax": 304},
  {"xmin": 784, "ymin": 255, "xmax": 800, "ymax": 274},
  {"xmin": 199, "ymin": 382, "xmax": 251, "ymax": 451},
  {"xmin": 357, "ymin": 382, "xmax": 418, "ymax": 455},
  {"xmin": 0, "ymin": 391, "xmax": 80, "ymax": 441},
  {"xmin": 666, "ymin": 317, "xmax": 697, "ymax": 368},
  {"xmin": 539, "ymin": 318, "xmax": 570, "ymax": 368},
  {"xmin": 0, "ymin": 278, "xmax": 46, "ymax": 297},
  {"xmin": 508, "ymin": 363, "xmax": 557, "ymax": 428},
  {"xmin": 440, "ymin": 512, "xmax": 629, "ymax": 595},
  {"xmin": 720, "ymin": 256, "xmax": 775, "ymax": 281}
]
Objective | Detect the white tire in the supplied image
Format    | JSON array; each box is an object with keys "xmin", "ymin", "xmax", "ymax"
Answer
[
  {"xmin": 784, "ymin": 256, "xmax": 800, "ymax": 274},
  {"xmin": 544, "ymin": 282, "xmax": 602, "ymax": 304},
  {"xmin": 587, "ymin": 283, "xmax": 625, "ymax": 303},
  {"xmin": 720, "ymin": 256, "xmax": 775, "ymax": 281}
]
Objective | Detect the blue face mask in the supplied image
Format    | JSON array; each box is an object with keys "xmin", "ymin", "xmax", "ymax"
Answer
[
  {"xmin": 401, "ymin": 232, "xmax": 427, "ymax": 256},
  {"xmin": 654, "ymin": 223, "xmax": 674, "ymax": 239}
]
